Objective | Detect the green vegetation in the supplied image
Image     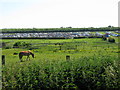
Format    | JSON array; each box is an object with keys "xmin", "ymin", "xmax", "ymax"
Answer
[
  {"xmin": 2, "ymin": 38, "xmax": 120, "ymax": 89},
  {"xmin": 108, "ymin": 38, "xmax": 115, "ymax": 43},
  {"xmin": 13, "ymin": 41, "xmax": 31, "ymax": 48},
  {"xmin": 1, "ymin": 27, "xmax": 120, "ymax": 33}
]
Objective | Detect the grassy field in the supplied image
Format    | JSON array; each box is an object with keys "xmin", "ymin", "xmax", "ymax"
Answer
[{"xmin": 2, "ymin": 38, "xmax": 120, "ymax": 89}]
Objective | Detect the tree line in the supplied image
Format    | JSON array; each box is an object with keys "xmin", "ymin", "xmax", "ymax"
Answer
[{"xmin": 1, "ymin": 27, "xmax": 119, "ymax": 33}]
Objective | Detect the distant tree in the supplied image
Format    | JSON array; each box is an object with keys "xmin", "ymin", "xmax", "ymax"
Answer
[
  {"xmin": 108, "ymin": 25, "xmax": 112, "ymax": 28},
  {"xmin": 67, "ymin": 27, "xmax": 72, "ymax": 28}
]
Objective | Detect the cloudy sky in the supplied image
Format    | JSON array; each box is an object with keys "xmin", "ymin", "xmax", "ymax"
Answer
[{"xmin": 0, "ymin": 0, "xmax": 119, "ymax": 28}]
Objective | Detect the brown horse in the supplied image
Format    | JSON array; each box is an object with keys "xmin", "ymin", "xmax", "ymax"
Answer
[{"xmin": 19, "ymin": 51, "xmax": 34, "ymax": 62}]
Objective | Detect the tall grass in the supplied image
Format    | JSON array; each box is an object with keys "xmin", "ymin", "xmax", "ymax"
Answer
[
  {"xmin": 2, "ymin": 38, "xmax": 119, "ymax": 89},
  {"xmin": 2, "ymin": 55, "xmax": 120, "ymax": 89}
]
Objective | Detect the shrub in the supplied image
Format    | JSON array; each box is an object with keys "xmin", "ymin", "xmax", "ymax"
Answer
[
  {"xmin": 108, "ymin": 38, "xmax": 115, "ymax": 43},
  {"xmin": 5, "ymin": 46, "xmax": 11, "ymax": 49},
  {"xmin": 22, "ymin": 42, "xmax": 31, "ymax": 48},
  {"xmin": 2, "ymin": 56, "xmax": 120, "ymax": 89},
  {"xmin": 102, "ymin": 36, "xmax": 107, "ymax": 41},
  {"xmin": 13, "ymin": 41, "xmax": 31, "ymax": 48},
  {"xmin": 1, "ymin": 42, "xmax": 12, "ymax": 49},
  {"xmin": 2, "ymin": 42, "xmax": 6, "ymax": 47}
]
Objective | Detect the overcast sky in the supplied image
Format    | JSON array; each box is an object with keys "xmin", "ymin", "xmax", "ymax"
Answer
[{"xmin": 0, "ymin": 0, "xmax": 119, "ymax": 29}]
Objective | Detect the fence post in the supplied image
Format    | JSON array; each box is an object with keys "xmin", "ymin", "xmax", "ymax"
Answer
[
  {"xmin": 59, "ymin": 45, "xmax": 62, "ymax": 50},
  {"xmin": 2, "ymin": 55, "xmax": 5, "ymax": 65},
  {"xmin": 66, "ymin": 55, "xmax": 70, "ymax": 61}
]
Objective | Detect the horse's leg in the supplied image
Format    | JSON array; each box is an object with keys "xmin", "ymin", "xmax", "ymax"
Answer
[
  {"xmin": 26, "ymin": 56, "xmax": 30, "ymax": 61},
  {"xmin": 20, "ymin": 56, "xmax": 23, "ymax": 62},
  {"xmin": 28, "ymin": 56, "xmax": 30, "ymax": 60},
  {"xmin": 19, "ymin": 54, "xmax": 23, "ymax": 62},
  {"xmin": 26, "ymin": 54, "xmax": 31, "ymax": 61},
  {"xmin": 20, "ymin": 58, "xmax": 21, "ymax": 62},
  {"xmin": 26, "ymin": 56, "xmax": 28, "ymax": 61}
]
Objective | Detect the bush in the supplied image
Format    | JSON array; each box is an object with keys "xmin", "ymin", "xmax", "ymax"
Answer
[
  {"xmin": 108, "ymin": 38, "xmax": 115, "ymax": 43},
  {"xmin": 1, "ymin": 42, "xmax": 12, "ymax": 49},
  {"xmin": 2, "ymin": 42, "xmax": 6, "ymax": 47},
  {"xmin": 13, "ymin": 42, "xmax": 22, "ymax": 48},
  {"xmin": 13, "ymin": 41, "xmax": 31, "ymax": 48},
  {"xmin": 5, "ymin": 46, "xmax": 11, "ymax": 49},
  {"xmin": 102, "ymin": 36, "xmax": 107, "ymax": 41},
  {"xmin": 2, "ymin": 56, "xmax": 120, "ymax": 89}
]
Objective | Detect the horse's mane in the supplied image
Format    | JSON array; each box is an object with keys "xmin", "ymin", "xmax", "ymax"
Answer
[{"xmin": 28, "ymin": 50, "xmax": 31, "ymax": 52}]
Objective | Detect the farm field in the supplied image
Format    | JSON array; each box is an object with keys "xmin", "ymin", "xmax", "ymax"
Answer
[{"xmin": 2, "ymin": 38, "xmax": 120, "ymax": 89}]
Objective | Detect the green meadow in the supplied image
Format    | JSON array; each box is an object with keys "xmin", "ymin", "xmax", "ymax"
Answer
[{"xmin": 2, "ymin": 38, "xmax": 120, "ymax": 89}]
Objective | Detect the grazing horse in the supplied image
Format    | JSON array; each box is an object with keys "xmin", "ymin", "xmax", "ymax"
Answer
[{"xmin": 19, "ymin": 50, "xmax": 34, "ymax": 62}]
